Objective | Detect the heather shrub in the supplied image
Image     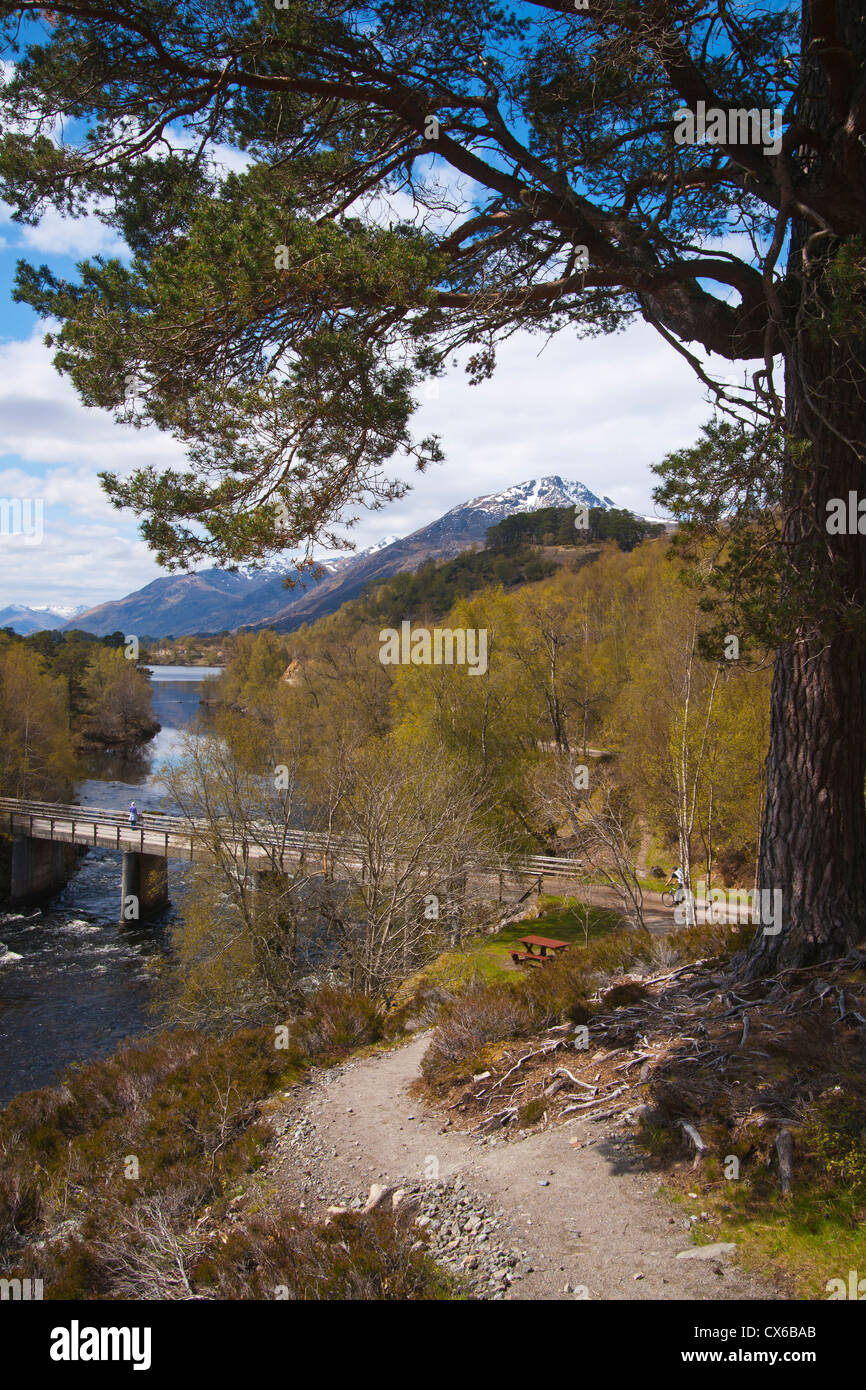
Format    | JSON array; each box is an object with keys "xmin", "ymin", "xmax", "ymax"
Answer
[
  {"xmin": 666, "ymin": 919, "xmax": 751, "ymax": 963},
  {"xmin": 420, "ymin": 980, "xmax": 536, "ymax": 1089},
  {"xmin": 288, "ymin": 986, "xmax": 385, "ymax": 1059},
  {"xmin": 602, "ymin": 982, "xmax": 649, "ymax": 1009},
  {"xmin": 0, "ymin": 977, "xmax": 403, "ymax": 1299},
  {"xmin": 193, "ymin": 1206, "xmax": 455, "ymax": 1301},
  {"xmin": 1, "ymin": 1026, "xmax": 300, "ymax": 1285}
]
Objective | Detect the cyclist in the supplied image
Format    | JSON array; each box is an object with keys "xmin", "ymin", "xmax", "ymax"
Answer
[{"xmin": 665, "ymin": 866, "xmax": 685, "ymax": 905}]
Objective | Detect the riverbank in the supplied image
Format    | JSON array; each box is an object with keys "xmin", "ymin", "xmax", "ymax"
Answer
[{"xmin": 0, "ymin": 666, "xmax": 221, "ymax": 1102}]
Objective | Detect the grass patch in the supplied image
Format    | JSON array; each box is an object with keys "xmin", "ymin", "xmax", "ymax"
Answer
[
  {"xmin": 656, "ymin": 1137, "xmax": 866, "ymax": 1300},
  {"xmin": 517, "ymin": 1097, "xmax": 547, "ymax": 1128},
  {"xmin": 395, "ymin": 896, "xmax": 623, "ymax": 1001}
]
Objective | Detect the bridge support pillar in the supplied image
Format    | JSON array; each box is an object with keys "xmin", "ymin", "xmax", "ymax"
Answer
[
  {"xmin": 9, "ymin": 835, "xmax": 70, "ymax": 905},
  {"xmin": 120, "ymin": 851, "xmax": 169, "ymax": 923}
]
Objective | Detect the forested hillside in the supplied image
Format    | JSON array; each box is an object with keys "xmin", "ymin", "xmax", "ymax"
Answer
[
  {"xmin": 217, "ymin": 531, "xmax": 769, "ymax": 897},
  {"xmin": 485, "ymin": 505, "xmax": 666, "ymax": 554},
  {"xmin": 284, "ymin": 504, "xmax": 664, "ymax": 632},
  {"xmin": 0, "ymin": 629, "xmax": 159, "ymax": 800}
]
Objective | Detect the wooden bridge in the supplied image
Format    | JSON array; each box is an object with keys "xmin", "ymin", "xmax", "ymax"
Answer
[{"xmin": 0, "ymin": 796, "xmax": 585, "ymax": 920}]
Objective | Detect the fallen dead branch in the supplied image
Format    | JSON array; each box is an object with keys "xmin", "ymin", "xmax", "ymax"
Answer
[
  {"xmin": 485, "ymin": 1039, "xmax": 568, "ymax": 1093},
  {"xmin": 615, "ymin": 1053, "xmax": 654, "ymax": 1072},
  {"xmin": 544, "ymin": 1067, "xmax": 597, "ymax": 1096},
  {"xmin": 679, "ymin": 1121, "xmax": 708, "ymax": 1167},
  {"xmin": 561, "ymin": 1084, "xmax": 628, "ymax": 1116},
  {"xmin": 470, "ymin": 1106, "xmax": 519, "ymax": 1134},
  {"xmin": 776, "ymin": 1128, "xmax": 794, "ymax": 1196}
]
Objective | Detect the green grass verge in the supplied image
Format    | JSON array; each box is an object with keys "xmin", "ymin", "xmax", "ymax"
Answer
[
  {"xmin": 657, "ymin": 1174, "xmax": 866, "ymax": 1300},
  {"xmin": 643, "ymin": 1084, "xmax": 866, "ymax": 1299},
  {"xmin": 397, "ymin": 895, "xmax": 623, "ymax": 998}
]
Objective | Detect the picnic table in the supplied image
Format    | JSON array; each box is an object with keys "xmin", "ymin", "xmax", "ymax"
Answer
[
  {"xmin": 518, "ymin": 934, "xmax": 570, "ymax": 957},
  {"xmin": 508, "ymin": 934, "xmax": 571, "ymax": 966}
]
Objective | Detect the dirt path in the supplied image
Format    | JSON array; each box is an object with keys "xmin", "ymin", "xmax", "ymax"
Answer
[
  {"xmin": 267, "ymin": 1034, "xmax": 778, "ymax": 1301},
  {"xmin": 567, "ymin": 882, "xmax": 674, "ymax": 935},
  {"xmin": 526, "ymin": 875, "xmax": 673, "ymax": 934},
  {"xmin": 545, "ymin": 881, "xmax": 758, "ymax": 937}
]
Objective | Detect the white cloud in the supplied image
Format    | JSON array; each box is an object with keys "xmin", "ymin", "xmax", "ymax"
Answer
[
  {"xmin": 0, "ymin": 329, "xmax": 184, "ymax": 471},
  {"xmin": 0, "ymin": 516, "xmax": 160, "ymax": 610},
  {"xmin": 0, "ymin": 315, "xmax": 732, "ymax": 610},
  {"xmin": 330, "ymin": 320, "xmax": 731, "ymax": 550},
  {"xmin": 14, "ymin": 203, "xmax": 127, "ymax": 258},
  {"xmin": 0, "ymin": 329, "xmax": 184, "ymax": 605},
  {"xmin": 0, "ymin": 193, "xmax": 127, "ymax": 258}
]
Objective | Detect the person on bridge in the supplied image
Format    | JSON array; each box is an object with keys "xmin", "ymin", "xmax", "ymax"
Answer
[{"xmin": 129, "ymin": 802, "xmax": 138, "ymax": 829}]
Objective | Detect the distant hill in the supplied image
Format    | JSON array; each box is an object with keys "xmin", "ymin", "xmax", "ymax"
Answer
[
  {"xmin": 62, "ymin": 477, "xmax": 617, "ymax": 638},
  {"xmin": 62, "ymin": 563, "xmax": 312, "ymax": 642},
  {"xmin": 0, "ymin": 603, "xmax": 88, "ymax": 635}
]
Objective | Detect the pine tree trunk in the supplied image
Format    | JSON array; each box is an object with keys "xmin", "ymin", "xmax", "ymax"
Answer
[
  {"xmin": 743, "ymin": 341, "xmax": 866, "ymax": 975},
  {"xmin": 748, "ymin": 629, "xmax": 866, "ymax": 974},
  {"xmin": 740, "ymin": 0, "xmax": 866, "ymax": 978}
]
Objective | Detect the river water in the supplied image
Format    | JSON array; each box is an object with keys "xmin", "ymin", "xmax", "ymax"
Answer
[{"xmin": 0, "ymin": 667, "xmax": 221, "ymax": 1105}]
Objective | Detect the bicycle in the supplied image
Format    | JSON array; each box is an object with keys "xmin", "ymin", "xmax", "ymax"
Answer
[{"xmin": 661, "ymin": 887, "xmax": 676, "ymax": 908}]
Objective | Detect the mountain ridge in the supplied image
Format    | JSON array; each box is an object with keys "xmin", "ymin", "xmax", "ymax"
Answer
[
  {"xmin": 58, "ymin": 476, "xmax": 616, "ymax": 638},
  {"xmin": 0, "ymin": 602, "xmax": 88, "ymax": 636}
]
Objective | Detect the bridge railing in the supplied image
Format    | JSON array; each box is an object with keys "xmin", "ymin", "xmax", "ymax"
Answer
[{"xmin": 0, "ymin": 797, "xmax": 586, "ymax": 879}]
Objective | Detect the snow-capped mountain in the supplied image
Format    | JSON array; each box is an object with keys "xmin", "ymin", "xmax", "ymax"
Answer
[
  {"xmin": 42, "ymin": 603, "xmax": 88, "ymax": 620},
  {"xmin": 0, "ymin": 603, "xmax": 88, "ymax": 635},
  {"xmin": 58, "ymin": 476, "xmax": 619, "ymax": 638},
  {"xmin": 460, "ymin": 477, "xmax": 616, "ymax": 517},
  {"xmin": 360, "ymin": 533, "xmax": 401, "ymax": 555},
  {"xmin": 249, "ymin": 475, "xmax": 619, "ymax": 634}
]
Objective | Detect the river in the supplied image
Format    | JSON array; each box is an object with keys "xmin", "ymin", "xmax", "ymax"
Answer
[{"xmin": 0, "ymin": 666, "xmax": 221, "ymax": 1106}]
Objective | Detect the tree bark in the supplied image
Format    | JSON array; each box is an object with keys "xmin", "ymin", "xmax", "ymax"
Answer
[
  {"xmin": 748, "ymin": 626, "xmax": 866, "ymax": 973},
  {"xmin": 740, "ymin": 0, "xmax": 866, "ymax": 977},
  {"xmin": 744, "ymin": 334, "xmax": 866, "ymax": 974}
]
